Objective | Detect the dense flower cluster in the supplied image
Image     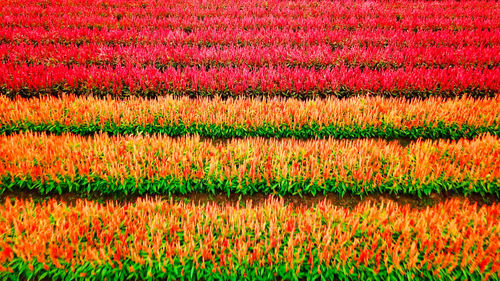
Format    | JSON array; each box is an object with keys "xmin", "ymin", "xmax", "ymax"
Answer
[
  {"xmin": 1, "ymin": 95, "xmax": 498, "ymax": 139},
  {"xmin": 0, "ymin": 133, "xmax": 498, "ymax": 196},
  {"xmin": 0, "ymin": 197, "xmax": 498, "ymax": 280},
  {"xmin": 2, "ymin": 64, "xmax": 497, "ymax": 98},
  {"xmin": 2, "ymin": 44, "xmax": 499, "ymax": 69},
  {"xmin": 0, "ymin": 0, "xmax": 498, "ymax": 97},
  {"xmin": 1, "ymin": 0, "xmax": 499, "ymax": 279}
]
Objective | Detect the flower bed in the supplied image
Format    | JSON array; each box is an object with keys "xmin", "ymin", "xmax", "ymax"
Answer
[
  {"xmin": 0, "ymin": 197, "xmax": 498, "ymax": 280},
  {"xmin": 0, "ymin": 133, "xmax": 498, "ymax": 196},
  {"xmin": 1, "ymin": 95, "xmax": 498, "ymax": 139}
]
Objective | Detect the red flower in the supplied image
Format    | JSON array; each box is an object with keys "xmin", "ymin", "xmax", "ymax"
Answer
[
  {"xmin": 480, "ymin": 257, "xmax": 490, "ymax": 273},
  {"xmin": 1, "ymin": 246, "xmax": 13, "ymax": 262}
]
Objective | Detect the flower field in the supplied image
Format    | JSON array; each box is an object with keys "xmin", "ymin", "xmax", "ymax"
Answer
[
  {"xmin": 1, "ymin": 95, "xmax": 499, "ymax": 139},
  {"xmin": 0, "ymin": 197, "xmax": 499, "ymax": 280},
  {"xmin": 0, "ymin": 0, "xmax": 499, "ymax": 280},
  {"xmin": 0, "ymin": 133, "xmax": 499, "ymax": 196},
  {"xmin": 1, "ymin": 0, "xmax": 500, "ymax": 98}
]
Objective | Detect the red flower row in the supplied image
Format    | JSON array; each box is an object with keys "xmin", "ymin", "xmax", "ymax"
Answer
[
  {"xmin": 1, "ymin": 64, "xmax": 497, "ymax": 97},
  {"xmin": 2, "ymin": 44, "xmax": 497, "ymax": 68}
]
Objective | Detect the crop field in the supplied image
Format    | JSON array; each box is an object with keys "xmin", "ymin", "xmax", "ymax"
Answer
[{"xmin": 0, "ymin": 0, "xmax": 499, "ymax": 280}]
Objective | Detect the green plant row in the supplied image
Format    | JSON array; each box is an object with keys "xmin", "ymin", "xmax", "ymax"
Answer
[
  {"xmin": 1, "ymin": 175, "xmax": 497, "ymax": 198},
  {"xmin": 1, "ymin": 122, "xmax": 498, "ymax": 140},
  {"xmin": 2, "ymin": 257, "xmax": 486, "ymax": 281}
]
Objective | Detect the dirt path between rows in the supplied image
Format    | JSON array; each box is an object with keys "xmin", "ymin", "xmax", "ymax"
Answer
[{"xmin": 1, "ymin": 191, "xmax": 497, "ymax": 209}]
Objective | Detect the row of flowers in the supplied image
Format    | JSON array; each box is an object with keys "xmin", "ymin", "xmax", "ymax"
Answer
[
  {"xmin": 2, "ymin": 0, "xmax": 496, "ymax": 31},
  {"xmin": 2, "ymin": 27, "xmax": 498, "ymax": 47},
  {"xmin": 2, "ymin": 44, "xmax": 498, "ymax": 69},
  {"xmin": 0, "ymin": 196, "xmax": 498, "ymax": 280},
  {"xmin": 1, "ymin": 95, "xmax": 498, "ymax": 139},
  {"xmin": 0, "ymin": 133, "xmax": 498, "ymax": 196},
  {"xmin": 1, "ymin": 64, "xmax": 497, "ymax": 98},
  {"xmin": 2, "ymin": 0, "xmax": 497, "ymax": 97}
]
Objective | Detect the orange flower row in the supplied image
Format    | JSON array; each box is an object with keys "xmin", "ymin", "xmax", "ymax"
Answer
[
  {"xmin": 0, "ymin": 95, "xmax": 498, "ymax": 139},
  {"xmin": 0, "ymin": 132, "xmax": 498, "ymax": 195},
  {"xmin": 1, "ymin": 95, "xmax": 497, "ymax": 128},
  {"xmin": 0, "ymin": 197, "xmax": 498, "ymax": 280}
]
